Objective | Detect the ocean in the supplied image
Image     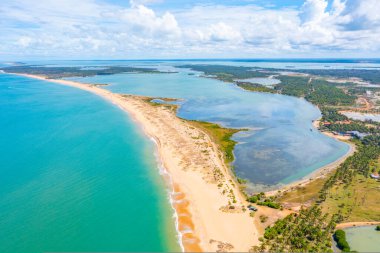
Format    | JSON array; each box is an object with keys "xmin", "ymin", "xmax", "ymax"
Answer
[{"xmin": 0, "ymin": 73, "xmax": 180, "ymax": 252}]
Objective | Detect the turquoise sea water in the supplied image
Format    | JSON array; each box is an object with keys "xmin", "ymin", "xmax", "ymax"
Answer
[
  {"xmin": 70, "ymin": 68, "xmax": 349, "ymax": 191},
  {"xmin": 0, "ymin": 74, "xmax": 179, "ymax": 252},
  {"xmin": 344, "ymin": 226, "xmax": 380, "ymax": 252}
]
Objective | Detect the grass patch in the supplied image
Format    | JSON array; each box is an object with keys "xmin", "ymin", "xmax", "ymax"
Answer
[
  {"xmin": 236, "ymin": 82, "xmax": 276, "ymax": 93},
  {"xmin": 187, "ymin": 120, "xmax": 243, "ymax": 165},
  {"xmin": 321, "ymin": 174, "xmax": 380, "ymax": 222},
  {"xmin": 278, "ymin": 156, "xmax": 380, "ymax": 222},
  {"xmin": 278, "ymin": 177, "xmax": 329, "ymax": 205}
]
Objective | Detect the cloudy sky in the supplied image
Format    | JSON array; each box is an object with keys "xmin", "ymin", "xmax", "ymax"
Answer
[{"xmin": 1, "ymin": 0, "xmax": 379, "ymax": 59}]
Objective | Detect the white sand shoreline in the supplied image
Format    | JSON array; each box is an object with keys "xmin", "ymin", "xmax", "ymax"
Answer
[
  {"xmin": 12, "ymin": 73, "xmax": 259, "ymax": 252},
  {"xmin": 150, "ymin": 136, "xmax": 185, "ymax": 252}
]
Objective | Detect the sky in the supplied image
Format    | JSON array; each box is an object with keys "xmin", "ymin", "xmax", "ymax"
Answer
[{"xmin": 0, "ymin": 0, "xmax": 380, "ymax": 60}]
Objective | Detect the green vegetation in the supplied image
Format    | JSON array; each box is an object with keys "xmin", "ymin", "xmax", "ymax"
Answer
[
  {"xmin": 255, "ymin": 67, "xmax": 380, "ymax": 84},
  {"xmin": 362, "ymin": 135, "xmax": 380, "ymax": 146},
  {"xmin": 376, "ymin": 225, "xmax": 380, "ymax": 231},
  {"xmin": 310, "ymin": 110, "xmax": 380, "ymax": 220},
  {"xmin": 236, "ymin": 81, "xmax": 275, "ymax": 93},
  {"xmin": 1, "ymin": 65, "xmax": 165, "ymax": 78},
  {"xmin": 322, "ymin": 173, "xmax": 380, "ymax": 221},
  {"xmin": 278, "ymin": 177, "xmax": 328, "ymax": 204},
  {"xmin": 252, "ymin": 206, "xmax": 339, "ymax": 252},
  {"xmin": 348, "ymin": 86, "xmax": 380, "ymax": 95},
  {"xmin": 321, "ymin": 107, "xmax": 349, "ymax": 122},
  {"xmin": 188, "ymin": 120, "xmax": 242, "ymax": 164},
  {"xmin": 307, "ymin": 85, "xmax": 355, "ymax": 106},
  {"xmin": 324, "ymin": 121, "xmax": 373, "ymax": 133},
  {"xmin": 320, "ymin": 107, "xmax": 380, "ymax": 135},
  {"xmin": 333, "ymin": 229, "xmax": 351, "ymax": 252},
  {"xmin": 178, "ymin": 64, "xmax": 269, "ymax": 82},
  {"xmin": 247, "ymin": 192, "xmax": 281, "ymax": 209},
  {"xmin": 274, "ymin": 75, "xmax": 311, "ymax": 97},
  {"xmin": 257, "ymin": 201, "xmax": 281, "ymax": 209},
  {"xmin": 319, "ymin": 145, "xmax": 380, "ymax": 202},
  {"xmin": 291, "ymin": 69, "xmax": 380, "ymax": 84},
  {"xmin": 274, "ymin": 76, "xmax": 355, "ymax": 106}
]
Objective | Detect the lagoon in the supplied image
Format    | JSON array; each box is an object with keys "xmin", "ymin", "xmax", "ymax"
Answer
[
  {"xmin": 69, "ymin": 66, "xmax": 349, "ymax": 192},
  {"xmin": 345, "ymin": 226, "xmax": 380, "ymax": 252}
]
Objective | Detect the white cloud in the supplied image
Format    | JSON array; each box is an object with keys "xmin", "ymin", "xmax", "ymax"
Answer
[
  {"xmin": 299, "ymin": 0, "xmax": 329, "ymax": 24},
  {"xmin": 116, "ymin": 4, "xmax": 181, "ymax": 37},
  {"xmin": 209, "ymin": 22, "xmax": 241, "ymax": 42},
  {"xmin": 0, "ymin": 0, "xmax": 380, "ymax": 58},
  {"xmin": 339, "ymin": 0, "xmax": 380, "ymax": 30},
  {"xmin": 129, "ymin": 0, "xmax": 164, "ymax": 7},
  {"xmin": 16, "ymin": 36, "xmax": 33, "ymax": 47}
]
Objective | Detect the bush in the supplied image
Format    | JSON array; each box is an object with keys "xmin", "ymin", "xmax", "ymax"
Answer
[
  {"xmin": 247, "ymin": 195, "xmax": 258, "ymax": 203},
  {"xmin": 248, "ymin": 193, "xmax": 281, "ymax": 208},
  {"xmin": 257, "ymin": 201, "xmax": 281, "ymax": 209},
  {"xmin": 334, "ymin": 230, "xmax": 351, "ymax": 252},
  {"xmin": 376, "ymin": 225, "xmax": 380, "ymax": 231}
]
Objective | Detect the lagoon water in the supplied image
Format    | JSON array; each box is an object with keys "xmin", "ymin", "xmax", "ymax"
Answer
[
  {"xmin": 0, "ymin": 74, "xmax": 179, "ymax": 252},
  {"xmin": 69, "ymin": 67, "xmax": 349, "ymax": 191},
  {"xmin": 344, "ymin": 226, "xmax": 380, "ymax": 252}
]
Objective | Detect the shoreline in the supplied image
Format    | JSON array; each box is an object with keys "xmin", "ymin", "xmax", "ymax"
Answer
[
  {"xmin": 150, "ymin": 136, "xmax": 185, "ymax": 252},
  {"xmin": 266, "ymin": 119, "xmax": 356, "ymax": 197},
  {"xmin": 12, "ymin": 73, "xmax": 258, "ymax": 252},
  {"xmin": 336, "ymin": 221, "xmax": 380, "ymax": 229},
  {"xmin": 231, "ymin": 81, "xmax": 356, "ymax": 197}
]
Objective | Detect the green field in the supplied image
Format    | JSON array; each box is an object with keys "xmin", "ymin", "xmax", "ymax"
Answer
[{"xmin": 322, "ymin": 174, "xmax": 380, "ymax": 221}]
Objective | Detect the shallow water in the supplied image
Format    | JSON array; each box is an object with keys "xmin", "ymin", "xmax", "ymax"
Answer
[
  {"xmin": 0, "ymin": 73, "xmax": 180, "ymax": 252},
  {"xmin": 344, "ymin": 226, "xmax": 380, "ymax": 252},
  {"xmin": 69, "ymin": 68, "xmax": 349, "ymax": 192}
]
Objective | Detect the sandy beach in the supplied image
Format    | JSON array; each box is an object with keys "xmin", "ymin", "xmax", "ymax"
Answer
[{"xmin": 15, "ymin": 74, "xmax": 258, "ymax": 252}]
